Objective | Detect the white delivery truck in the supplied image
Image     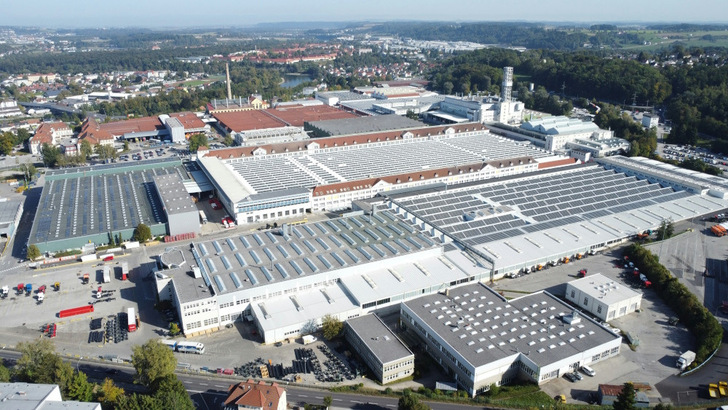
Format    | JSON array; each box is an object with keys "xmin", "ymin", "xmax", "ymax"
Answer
[{"xmin": 677, "ymin": 350, "xmax": 696, "ymax": 370}]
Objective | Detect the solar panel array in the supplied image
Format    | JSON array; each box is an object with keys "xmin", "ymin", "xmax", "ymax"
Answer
[
  {"xmin": 395, "ymin": 166, "xmax": 689, "ymax": 246},
  {"xmin": 30, "ymin": 165, "xmax": 183, "ymax": 244},
  {"xmin": 226, "ymin": 132, "xmax": 551, "ymax": 193},
  {"xmin": 190, "ymin": 210, "xmax": 440, "ymax": 295}
]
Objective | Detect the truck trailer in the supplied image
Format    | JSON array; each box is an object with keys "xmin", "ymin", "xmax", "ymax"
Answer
[
  {"xmin": 127, "ymin": 307, "xmax": 137, "ymax": 332},
  {"xmin": 103, "ymin": 266, "xmax": 111, "ymax": 283}
]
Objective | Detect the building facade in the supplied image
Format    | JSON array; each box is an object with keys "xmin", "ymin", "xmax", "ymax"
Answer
[{"xmin": 565, "ymin": 273, "xmax": 642, "ymax": 322}]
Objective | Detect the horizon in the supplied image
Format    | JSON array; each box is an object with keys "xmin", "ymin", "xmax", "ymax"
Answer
[{"xmin": 1, "ymin": 0, "xmax": 726, "ymax": 29}]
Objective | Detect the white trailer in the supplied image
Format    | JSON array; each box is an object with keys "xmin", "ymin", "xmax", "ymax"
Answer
[
  {"xmin": 302, "ymin": 335, "xmax": 317, "ymax": 345},
  {"xmin": 103, "ymin": 266, "xmax": 111, "ymax": 283}
]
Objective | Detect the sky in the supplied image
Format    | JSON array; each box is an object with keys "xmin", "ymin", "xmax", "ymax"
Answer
[{"xmin": 2, "ymin": 0, "xmax": 726, "ymax": 28}]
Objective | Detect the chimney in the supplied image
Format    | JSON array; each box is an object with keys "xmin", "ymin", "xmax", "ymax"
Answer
[{"xmin": 225, "ymin": 63, "xmax": 232, "ymax": 100}]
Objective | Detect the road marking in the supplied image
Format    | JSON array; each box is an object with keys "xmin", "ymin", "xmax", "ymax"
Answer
[
  {"xmin": 333, "ymin": 399, "xmax": 342, "ymax": 401},
  {"xmin": 299, "ymin": 394, "xmax": 308, "ymax": 398},
  {"xmin": 199, "ymin": 383, "xmax": 208, "ymax": 386},
  {"xmin": 315, "ymin": 396, "xmax": 323, "ymax": 399},
  {"xmin": 350, "ymin": 400, "xmax": 362, "ymax": 404},
  {"xmin": 214, "ymin": 385, "xmax": 226, "ymax": 388}
]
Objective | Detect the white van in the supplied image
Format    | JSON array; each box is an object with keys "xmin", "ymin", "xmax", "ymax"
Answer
[{"xmin": 580, "ymin": 365, "xmax": 596, "ymax": 377}]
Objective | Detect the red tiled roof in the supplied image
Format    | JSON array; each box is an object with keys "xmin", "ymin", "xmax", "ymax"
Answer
[
  {"xmin": 598, "ymin": 384, "xmax": 624, "ymax": 397},
  {"xmin": 224, "ymin": 380, "xmax": 285, "ymax": 409},
  {"xmin": 204, "ymin": 123, "xmax": 487, "ymax": 160},
  {"xmin": 99, "ymin": 116, "xmax": 164, "ymax": 136},
  {"xmin": 32, "ymin": 122, "xmax": 69, "ymax": 145},
  {"xmin": 78, "ymin": 117, "xmax": 114, "ymax": 144},
  {"xmin": 537, "ymin": 158, "xmax": 578, "ymax": 169},
  {"xmin": 212, "ymin": 105, "xmax": 357, "ymax": 132},
  {"xmin": 266, "ymin": 105, "xmax": 357, "ymax": 127},
  {"xmin": 169, "ymin": 111, "xmax": 206, "ymax": 130}
]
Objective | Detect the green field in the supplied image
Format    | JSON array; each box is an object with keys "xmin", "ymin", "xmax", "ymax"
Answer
[{"xmin": 621, "ymin": 29, "xmax": 728, "ymax": 51}]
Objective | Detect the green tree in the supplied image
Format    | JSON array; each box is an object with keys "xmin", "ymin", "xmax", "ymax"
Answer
[
  {"xmin": 151, "ymin": 375, "xmax": 194, "ymax": 410},
  {"xmin": 79, "ymin": 139, "xmax": 93, "ymax": 159},
  {"xmin": 398, "ymin": 390, "xmax": 430, "ymax": 410},
  {"xmin": 132, "ymin": 223, "xmax": 152, "ymax": 243},
  {"xmin": 656, "ymin": 220, "xmax": 675, "ymax": 240},
  {"xmin": 67, "ymin": 371, "xmax": 94, "ymax": 402},
  {"xmin": 613, "ymin": 382, "xmax": 636, "ymax": 410},
  {"xmin": 0, "ymin": 360, "xmax": 10, "ymax": 382},
  {"xmin": 96, "ymin": 378, "xmax": 125, "ymax": 407},
  {"xmin": 223, "ymin": 133, "xmax": 234, "ymax": 147},
  {"xmin": 41, "ymin": 143, "xmax": 61, "ymax": 167},
  {"xmin": 321, "ymin": 314, "xmax": 343, "ymax": 340},
  {"xmin": 26, "ymin": 244, "xmax": 41, "ymax": 260},
  {"xmin": 188, "ymin": 133, "xmax": 208, "ymax": 152},
  {"xmin": 116, "ymin": 393, "xmax": 162, "ymax": 410},
  {"xmin": 131, "ymin": 340, "xmax": 177, "ymax": 388},
  {"xmin": 323, "ymin": 395, "xmax": 333, "ymax": 409},
  {"xmin": 169, "ymin": 322, "xmax": 180, "ymax": 336},
  {"xmin": 14, "ymin": 339, "xmax": 75, "ymax": 396}
]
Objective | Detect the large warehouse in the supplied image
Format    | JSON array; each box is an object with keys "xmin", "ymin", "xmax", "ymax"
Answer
[
  {"xmin": 400, "ymin": 283, "xmax": 622, "ymax": 397},
  {"xmin": 153, "ymin": 209, "xmax": 491, "ymax": 340},
  {"xmin": 197, "ymin": 123, "xmax": 565, "ymax": 225},
  {"xmin": 29, "ymin": 158, "xmax": 205, "ymax": 253},
  {"xmin": 387, "ymin": 157, "xmax": 728, "ymax": 278}
]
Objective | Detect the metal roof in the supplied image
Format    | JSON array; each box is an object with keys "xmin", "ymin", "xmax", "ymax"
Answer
[{"xmin": 346, "ymin": 314, "xmax": 414, "ymax": 365}]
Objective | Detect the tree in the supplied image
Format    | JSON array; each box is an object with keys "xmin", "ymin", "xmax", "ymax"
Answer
[
  {"xmin": 41, "ymin": 143, "xmax": 61, "ymax": 167},
  {"xmin": 131, "ymin": 340, "xmax": 177, "ymax": 388},
  {"xmin": 67, "ymin": 371, "xmax": 94, "ymax": 402},
  {"xmin": 321, "ymin": 314, "xmax": 343, "ymax": 340},
  {"xmin": 398, "ymin": 391, "xmax": 430, "ymax": 410},
  {"xmin": 19, "ymin": 163, "xmax": 37, "ymax": 184},
  {"xmin": 0, "ymin": 360, "xmax": 10, "ymax": 382},
  {"xmin": 323, "ymin": 395, "xmax": 333, "ymax": 409},
  {"xmin": 14, "ymin": 339, "xmax": 75, "ymax": 396},
  {"xmin": 169, "ymin": 322, "xmax": 180, "ymax": 336},
  {"xmin": 79, "ymin": 139, "xmax": 93, "ymax": 159},
  {"xmin": 613, "ymin": 382, "xmax": 636, "ymax": 410},
  {"xmin": 152, "ymin": 375, "xmax": 195, "ymax": 410},
  {"xmin": 26, "ymin": 244, "xmax": 41, "ymax": 260},
  {"xmin": 116, "ymin": 393, "xmax": 163, "ymax": 410},
  {"xmin": 132, "ymin": 223, "xmax": 152, "ymax": 243},
  {"xmin": 656, "ymin": 220, "xmax": 675, "ymax": 240},
  {"xmin": 188, "ymin": 133, "xmax": 208, "ymax": 152},
  {"xmin": 96, "ymin": 378, "xmax": 125, "ymax": 406},
  {"xmin": 222, "ymin": 133, "xmax": 234, "ymax": 147}
]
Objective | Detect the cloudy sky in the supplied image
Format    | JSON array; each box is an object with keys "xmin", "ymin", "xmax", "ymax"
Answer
[{"xmin": 3, "ymin": 0, "xmax": 725, "ymax": 28}]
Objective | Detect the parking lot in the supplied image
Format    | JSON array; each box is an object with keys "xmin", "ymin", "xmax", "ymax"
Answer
[{"xmin": 491, "ymin": 245, "xmax": 694, "ymax": 404}]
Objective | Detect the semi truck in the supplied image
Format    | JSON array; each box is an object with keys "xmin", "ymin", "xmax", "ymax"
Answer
[
  {"xmin": 677, "ymin": 350, "xmax": 696, "ymax": 370},
  {"xmin": 103, "ymin": 266, "xmax": 111, "ymax": 283}
]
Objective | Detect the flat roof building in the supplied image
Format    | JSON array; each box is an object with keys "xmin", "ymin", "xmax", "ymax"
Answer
[
  {"xmin": 565, "ymin": 273, "xmax": 642, "ymax": 322},
  {"xmin": 344, "ymin": 314, "xmax": 414, "ymax": 383},
  {"xmin": 153, "ymin": 173, "xmax": 200, "ymax": 237},
  {"xmin": 305, "ymin": 115, "xmax": 423, "ymax": 138},
  {"xmin": 400, "ymin": 283, "xmax": 622, "ymax": 396},
  {"xmin": 0, "ymin": 382, "xmax": 101, "ymax": 409},
  {"xmin": 0, "ymin": 198, "xmax": 23, "ymax": 240}
]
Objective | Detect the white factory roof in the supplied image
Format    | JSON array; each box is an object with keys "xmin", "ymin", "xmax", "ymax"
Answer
[
  {"xmin": 567, "ymin": 273, "xmax": 641, "ymax": 306},
  {"xmin": 521, "ymin": 116, "xmax": 599, "ymax": 135},
  {"xmin": 392, "ymin": 162, "xmax": 728, "ymax": 271}
]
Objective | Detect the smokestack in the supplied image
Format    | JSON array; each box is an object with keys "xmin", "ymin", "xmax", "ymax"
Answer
[{"xmin": 226, "ymin": 63, "xmax": 232, "ymax": 100}]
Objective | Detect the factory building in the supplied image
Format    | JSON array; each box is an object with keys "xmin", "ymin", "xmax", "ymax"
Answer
[
  {"xmin": 489, "ymin": 116, "xmax": 616, "ymax": 152},
  {"xmin": 0, "ymin": 199, "xmax": 23, "ymax": 240},
  {"xmin": 565, "ymin": 273, "xmax": 642, "ymax": 322},
  {"xmin": 197, "ymin": 123, "xmax": 562, "ymax": 226},
  {"xmin": 386, "ymin": 159, "xmax": 728, "ymax": 278},
  {"xmin": 153, "ymin": 173, "xmax": 200, "ymax": 237},
  {"xmin": 153, "ymin": 209, "xmax": 491, "ymax": 340},
  {"xmin": 344, "ymin": 314, "xmax": 415, "ymax": 383},
  {"xmin": 28, "ymin": 159, "xmax": 202, "ymax": 253},
  {"xmin": 400, "ymin": 283, "xmax": 622, "ymax": 397}
]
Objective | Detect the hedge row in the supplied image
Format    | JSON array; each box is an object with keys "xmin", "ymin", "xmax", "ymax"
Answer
[{"xmin": 624, "ymin": 244, "xmax": 723, "ymax": 366}]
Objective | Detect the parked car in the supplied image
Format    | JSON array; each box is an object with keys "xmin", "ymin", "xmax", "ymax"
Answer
[{"xmin": 564, "ymin": 372, "xmax": 578, "ymax": 382}]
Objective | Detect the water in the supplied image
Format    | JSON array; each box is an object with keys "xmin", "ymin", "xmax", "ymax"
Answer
[{"xmin": 280, "ymin": 74, "xmax": 312, "ymax": 88}]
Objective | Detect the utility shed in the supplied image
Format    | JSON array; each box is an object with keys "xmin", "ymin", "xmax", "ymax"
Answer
[
  {"xmin": 344, "ymin": 314, "xmax": 414, "ymax": 383},
  {"xmin": 153, "ymin": 173, "xmax": 200, "ymax": 237},
  {"xmin": 598, "ymin": 384, "xmax": 650, "ymax": 407},
  {"xmin": 565, "ymin": 273, "xmax": 642, "ymax": 322}
]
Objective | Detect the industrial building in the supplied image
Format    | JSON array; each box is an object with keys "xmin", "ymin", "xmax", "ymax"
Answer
[
  {"xmin": 28, "ymin": 158, "xmax": 205, "ymax": 253},
  {"xmin": 386, "ymin": 157, "xmax": 728, "ymax": 278},
  {"xmin": 565, "ymin": 273, "xmax": 642, "ymax": 322},
  {"xmin": 153, "ymin": 209, "xmax": 491, "ymax": 340},
  {"xmin": 153, "ymin": 173, "xmax": 201, "ymax": 237},
  {"xmin": 344, "ymin": 314, "xmax": 414, "ymax": 383},
  {"xmin": 0, "ymin": 382, "xmax": 101, "ymax": 409},
  {"xmin": 488, "ymin": 116, "xmax": 619, "ymax": 153},
  {"xmin": 400, "ymin": 283, "xmax": 622, "ymax": 397},
  {"xmin": 197, "ymin": 123, "xmax": 561, "ymax": 226},
  {"xmin": 305, "ymin": 115, "xmax": 423, "ymax": 138},
  {"xmin": 0, "ymin": 199, "xmax": 23, "ymax": 240}
]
